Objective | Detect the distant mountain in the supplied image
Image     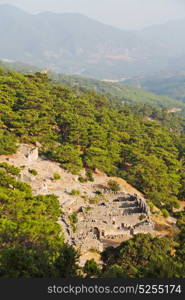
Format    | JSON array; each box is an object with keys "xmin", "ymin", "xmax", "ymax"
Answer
[
  {"xmin": 1, "ymin": 4, "xmax": 185, "ymax": 79},
  {"xmin": 0, "ymin": 4, "xmax": 145, "ymax": 79},
  {"xmin": 141, "ymin": 19, "xmax": 185, "ymax": 58}
]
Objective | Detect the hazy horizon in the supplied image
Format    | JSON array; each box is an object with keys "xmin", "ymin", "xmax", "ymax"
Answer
[{"xmin": 0, "ymin": 0, "xmax": 185, "ymax": 30}]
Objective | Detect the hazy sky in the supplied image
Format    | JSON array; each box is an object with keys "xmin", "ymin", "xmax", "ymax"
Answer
[{"xmin": 0, "ymin": 0, "xmax": 185, "ymax": 29}]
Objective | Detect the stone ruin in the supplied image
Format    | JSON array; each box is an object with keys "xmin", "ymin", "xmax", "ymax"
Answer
[
  {"xmin": 25, "ymin": 147, "xmax": 38, "ymax": 163},
  {"xmin": 62, "ymin": 190, "xmax": 154, "ymax": 252},
  {"xmin": 0, "ymin": 143, "xmax": 154, "ymax": 253}
]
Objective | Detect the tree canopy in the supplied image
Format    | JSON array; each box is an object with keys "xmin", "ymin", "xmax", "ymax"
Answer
[
  {"xmin": 0, "ymin": 69, "xmax": 185, "ymax": 278},
  {"xmin": 1, "ymin": 69, "xmax": 185, "ymax": 210}
]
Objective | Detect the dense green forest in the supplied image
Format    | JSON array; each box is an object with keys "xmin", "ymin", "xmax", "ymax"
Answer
[
  {"xmin": 1, "ymin": 68, "xmax": 185, "ymax": 205},
  {"xmin": 0, "ymin": 68, "xmax": 185, "ymax": 277},
  {"xmin": 0, "ymin": 167, "xmax": 79, "ymax": 277},
  {"xmin": 51, "ymin": 72, "xmax": 185, "ymax": 111},
  {"xmin": 1, "ymin": 61, "xmax": 185, "ymax": 110},
  {"xmin": 1, "ymin": 68, "xmax": 185, "ymax": 209}
]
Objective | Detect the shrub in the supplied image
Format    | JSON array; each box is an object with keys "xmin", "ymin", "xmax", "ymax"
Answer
[
  {"xmin": 83, "ymin": 206, "xmax": 91, "ymax": 213},
  {"xmin": 83, "ymin": 259, "xmax": 100, "ymax": 277},
  {"xmin": 53, "ymin": 173, "xmax": 61, "ymax": 180},
  {"xmin": 148, "ymin": 201, "xmax": 155, "ymax": 213},
  {"xmin": 28, "ymin": 169, "xmax": 38, "ymax": 176},
  {"xmin": 161, "ymin": 209, "xmax": 170, "ymax": 218},
  {"xmin": 0, "ymin": 162, "xmax": 21, "ymax": 176},
  {"xmin": 108, "ymin": 180, "xmax": 121, "ymax": 192},
  {"xmin": 69, "ymin": 213, "xmax": 78, "ymax": 232},
  {"xmin": 89, "ymin": 196, "xmax": 101, "ymax": 204},
  {"xmin": 95, "ymin": 190, "xmax": 102, "ymax": 195},
  {"xmin": 86, "ymin": 170, "xmax": 94, "ymax": 182},
  {"xmin": 154, "ymin": 211, "xmax": 161, "ymax": 215},
  {"xmin": 70, "ymin": 189, "xmax": 80, "ymax": 196},
  {"xmin": 139, "ymin": 214, "xmax": 146, "ymax": 221},
  {"xmin": 78, "ymin": 176, "xmax": 87, "ymax": 183},
  {"xmin": 173, "ymin": 200, "xmax": 180, "ymax": 209}
]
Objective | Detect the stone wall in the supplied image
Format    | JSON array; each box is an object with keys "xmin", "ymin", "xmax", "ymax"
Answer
[
  {"xmin": 66, "ymin": 192, "xmax": 153, "ymax": 251},
  {"xmin": 25, "ymin": 147, "xmax": 38, "ymax": 163}
]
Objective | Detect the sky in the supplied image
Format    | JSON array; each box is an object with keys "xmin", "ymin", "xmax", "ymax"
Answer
[{"xmin": 0, "ymin": 0, "xmax": 185, "ymax": 30}]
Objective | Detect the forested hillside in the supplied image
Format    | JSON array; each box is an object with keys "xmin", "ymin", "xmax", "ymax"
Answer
[
  {"xmin": 125, "ymin": 71, "xmax": 185, "ymax": 103},
  {"xmin": 51, "ymin": 73, "xmax": 185, "ymax": 110},
  {"xmin": 1, "ymin": 68, "xmax": 185, "ymax": 209},
  {"xmin": 0, "ymin": 168, "xmax": 79, "ymax": 277},
  {"xmin": 0, "ymin": 60, "xmax": 40, "ymax": 74},
  {"xmin": 1, "ymin": 68, "xmax": 185, "ymax": 277},
  {"xmin": 1, "ymin": 60, "xmax": 185, "ymax": 110}
]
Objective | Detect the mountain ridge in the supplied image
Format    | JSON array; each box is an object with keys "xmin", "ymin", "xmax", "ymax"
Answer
[{"xmin": 1, "ymin": 4, "xmax": 185, "ymax": 79}]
